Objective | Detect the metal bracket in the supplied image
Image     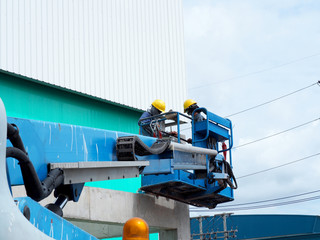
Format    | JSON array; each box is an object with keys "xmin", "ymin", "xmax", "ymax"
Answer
[{"xmin": 50, "ymin": 161, "xmax": 149, "ymax": 184}]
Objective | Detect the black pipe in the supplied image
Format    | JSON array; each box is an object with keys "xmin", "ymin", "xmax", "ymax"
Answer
[
  {"xmin": 7, "ymin": 123, "xmax": 27, "ymax": 153},
  {"xmin": 6, "ymin": 147, "xmax": 64, "ymax": 202}
]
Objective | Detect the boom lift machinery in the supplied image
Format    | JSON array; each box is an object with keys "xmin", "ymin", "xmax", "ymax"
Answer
[{"xmin": 0, "ymin": 99, "xmax": 237, "ymax": 239}]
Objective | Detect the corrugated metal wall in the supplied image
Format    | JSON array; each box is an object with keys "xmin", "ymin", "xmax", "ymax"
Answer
[{"xmin": 0, "ymin": 0, "xmax": 186, "ymax": 111}]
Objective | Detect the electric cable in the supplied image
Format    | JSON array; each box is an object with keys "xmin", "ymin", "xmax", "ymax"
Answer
[
  {"xmin": 190, "ymin": 195, "xmax": 320, "ymax": 212},
  {"xmin": 181, "ymin": 81, "xmax": 319, "ymax": 132},
  {"xmin": 225, "ymin": 81, "xmax": 319, "ymax": 117},
  {"xmin": 237, "ymin": 152, "xmax": 320, "ymax": 179},
  {"xmin": 189, "ymin": 189, "xmax": 320, "ymax": 209},
  {"xmin": 233, "ymin": 117, "xmax": 320, "ymax": 149},
  {"xmin": 190, "ymin": 53, "xmax": 320, "ymax": 90}
]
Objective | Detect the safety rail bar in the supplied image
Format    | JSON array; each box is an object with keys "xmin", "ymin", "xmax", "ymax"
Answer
[{"xmin": 138, "ymin": 111, "xmax": 192, "ymax": 143}]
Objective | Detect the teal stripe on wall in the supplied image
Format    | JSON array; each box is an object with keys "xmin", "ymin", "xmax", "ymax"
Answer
[
  {"xmin": 105, "ymin": 233, "xmax": 159, "ymax": 240},
  {"xmin": 0, "ymin": 71, "xmax": 142, "ymax": 132},
  {"xmin": 0, "ymin": 70, "xmax": 143, "ymax": 192}
]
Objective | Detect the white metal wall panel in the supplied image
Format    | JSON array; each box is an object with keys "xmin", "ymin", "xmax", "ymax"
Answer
[{"xmin": 0, "ymin": 0, "xmax": 186, "ymax": 111}]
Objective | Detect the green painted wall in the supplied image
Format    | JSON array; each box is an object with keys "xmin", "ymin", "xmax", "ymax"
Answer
[{"xmin": 0, "ymin": 70, "xmax": 143, "ymax": 192}]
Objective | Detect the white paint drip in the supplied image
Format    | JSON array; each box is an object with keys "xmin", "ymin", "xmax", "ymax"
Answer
[
  {"xmin": 70, "ymin": 125, "xmax": 73, "ymax": 151},
  {"xmin": 60, "ymin": 221, "xmax": 64, "ymax": 240},
  {"xmin": 96, "ymin": 144, "xmax": 99, "ymax": 161},
  {"xmin": 49, "ymin": 125, "xmax": 52, "ymax": 145},
  {"xmin": 82, "ymin": 134, "xmax": 88, "ymax": 161},
  {"xmin": 75, "ymin": 127, "xmax": 78, "ymax": 155},
  {"xmin": 49, "ymin": 220, "xmax": 54, "ymax": 237}
]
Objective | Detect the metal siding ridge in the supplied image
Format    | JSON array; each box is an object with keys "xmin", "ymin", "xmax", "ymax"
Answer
[
  {"xmin": 98, "ymin": 0, "xmax": 105, "ymax": 101},
  {"xmin": 121, "ymin": 0, "xmax": 127, "ymax": 105},
  {"xmin": 100, "ymin": 0, "xmax": 106, "ymax": 101},
  {"xmin": 6, "ymin": 0, "xmax": 13, "ymax": 72},
  {"xmin": 113, "ymin": 0, "xmax": 119, "ymax": 104},
  {"xmin": 92, "ymin": 0, "xmax": 99, "ymax": 98},
  {"xmin": 0, "ymin": 0, "xmax": 6, "ymax": 69},
  {"xmin": 63, "ymin": 0, "xmax": 69, "ymax": 89},
  {"xmin": 149, "ymin": 0, "xmax": 157, "ymax": 101},
  {"xmin": 52, "ymin": 0, "xmax": 59, "ymax": 86},
  {"xmin": 177, "ymin": 0, "xmax": 186, "ymax": 112},
  {"xmin": 44, "ymin": 0, "xmax": 49, "ymax": 82},
  {"xmin": 128, "ymin": 0, "xmax": 135, "ymax": 107},
  {"xmin": 87, "ymin": 0, "xmax": 94, "ymax": 96},
  {"xmin": 106, "ymin": 0, "xmax": 112, "ymax": 101},
  {"xmin": 139, "ymin": 0, "xmax": 146, "ymax": 108},
  {"xmin": 179, "ymin": 0, "xmax": 187, "ymax": 111},
  {"xmin": 128, "ymin": 0, "xmax": 134, "ymax": 108}
]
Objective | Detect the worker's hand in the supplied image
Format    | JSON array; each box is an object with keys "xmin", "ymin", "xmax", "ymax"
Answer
[
  {"xmin": 187, "ymin": 138, "xmax": 192, "ymax": 144},
  {"xmin": 170, "ymin": 131, "xmax": 178, "ymax": 137}
]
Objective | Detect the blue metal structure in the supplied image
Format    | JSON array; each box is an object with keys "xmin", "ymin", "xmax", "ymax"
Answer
[
  {"xmin": 1, "ymin": 98, "xmax": 236, "ymax": 239},
  {"xmin": 15, "ymin": 197, "xmax": 97, "ymax": 240},
  {"xmin": 190, "ymin": 215, "xmax": 320, "ymax": 240},
  {"xmin": 139, "ymin": 109, "xmax": 236, "ymax": 208}
]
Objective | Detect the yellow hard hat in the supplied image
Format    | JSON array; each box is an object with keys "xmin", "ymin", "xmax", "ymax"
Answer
[
  {"xmin": 184, "ymin": 99, "xmax": 197, "ymax": 112},
  {"xmin": 152, "ymin": 99, "xmax": 166, "ymax": 112},
  {"xmin": 123, "ymin": 217, "xmax": 149, "ymax": 240}
]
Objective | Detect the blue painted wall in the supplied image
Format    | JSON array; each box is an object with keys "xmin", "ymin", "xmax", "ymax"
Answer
[{"xmin": 191, "ymin": 215, "xmax": 320, "ymax": 239}]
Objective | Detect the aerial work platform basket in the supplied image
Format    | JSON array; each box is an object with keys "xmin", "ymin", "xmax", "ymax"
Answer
[{"xmin": 137, "ymin": 109, "xmax": 236, "ymax": 209}]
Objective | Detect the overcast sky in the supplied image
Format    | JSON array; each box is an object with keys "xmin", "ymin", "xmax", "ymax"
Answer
[{"xmin": 182, "ymin": 0, "xmax": 320, "ymax": 217}]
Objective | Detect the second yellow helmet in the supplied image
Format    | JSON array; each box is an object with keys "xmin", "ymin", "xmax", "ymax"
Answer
[
  {"xmin": 152, "ymin": 99, "xmax": 166, "ymax": 112},
  {"xmin": 183, "ymin": 99, "xmax": 197, "ymax": 112}
]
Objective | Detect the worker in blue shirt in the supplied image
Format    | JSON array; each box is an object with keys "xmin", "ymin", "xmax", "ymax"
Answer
[
  {"xmin": 139, "ymin": 99, "xmax": 177, "ymax": 138},
  {"xmin": 139, "ymin": 99, "xmax": 166, "ymax": 137},
  {"xmin": 183, "ymin": 99, "xmax": 205, "ymax": 144}
]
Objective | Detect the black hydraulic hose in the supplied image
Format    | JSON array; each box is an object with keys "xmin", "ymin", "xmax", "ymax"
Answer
[
  {"xmin": 6, "ymin": 147, "xmax": 64, "ymax": 202},
  {"xmin": 224, "ymin": 160, "xmax": 238, "ymax": 190},
  {"xmin": 7, "ymin": 147, "xmax": 44, "ymax": 200},
  {"xmin": 7, "ymin": 123, "xmax": 27, "ymax": 153}
]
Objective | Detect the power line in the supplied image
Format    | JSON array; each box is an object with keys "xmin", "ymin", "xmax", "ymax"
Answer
[
  {"xmin": 189, "ymin": 53, "xmax": 320, "ymax": 90},
  {"xmin": 225, "ymin": 81, "xmax": 319, "ymax": 117},
  {"xmin": 182, "ymin": 115, "xmax": 319, "ymax": 145},
  {"xmin": 234, "ymin": 117, "xmax": 320, "ymax": 149},
  {"xmin": 237, "ymin": 153, "xmax": 320, "ymax": 179},
  {"xmin": 181, "ymin": 81, "xmax": 319, "ymax": 133},
  {"xmin": 190, "ymin": 195, "xmax": 320, "ymax": 212},
  {"xmin": 190, "ymin": 189, "xmax": 320, "ymax": 210}
]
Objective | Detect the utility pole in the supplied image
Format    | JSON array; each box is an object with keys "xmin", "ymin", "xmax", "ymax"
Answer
[
  {"xmin": 191, "ymin": 213, "xmax": 237, "ymax": 240},
  {"xmin": 214, "ymin": 213, "xmax": 235, "ymax": 240},
  {"xmin": 222, "ymin": 213, "xmax": 228, "ymax": 240},
  {"xmin": 199, "ymin": 216, "xmax": 203, "ymax": 240}
]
